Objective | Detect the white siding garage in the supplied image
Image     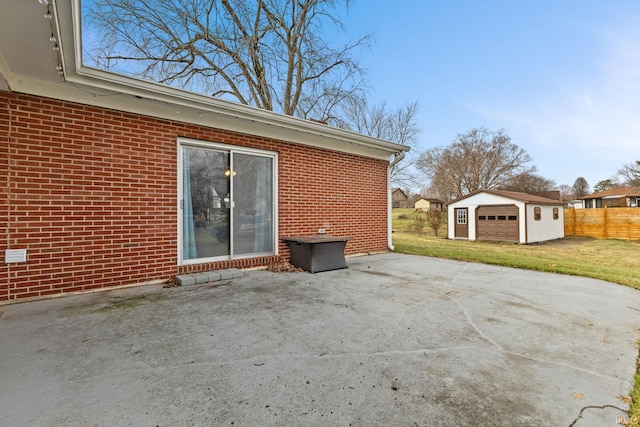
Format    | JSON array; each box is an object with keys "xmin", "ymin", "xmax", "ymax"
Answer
[{"xmin": 446, "ymin": 189, "xmax": 565, "ymax": 244}]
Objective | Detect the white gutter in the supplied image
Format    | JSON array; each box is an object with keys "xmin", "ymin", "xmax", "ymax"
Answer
[{"xmin": 388, "ymin": 151, "xmax": 407, "ymax": 251}]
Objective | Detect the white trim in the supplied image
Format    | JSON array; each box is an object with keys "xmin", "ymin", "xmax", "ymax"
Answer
[
  {"xmin": 0, "ymin": 49, "xmax": 10, "ymax": 91},
  {"xmin": 387, "ymin": 167, "xmax": 394, "ymax": 250},
  {"xmin": 176, "ymin": 138, "xmax": 183, "ymax": 266}
]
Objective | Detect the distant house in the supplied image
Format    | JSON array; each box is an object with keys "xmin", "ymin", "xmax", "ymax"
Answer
[
  {"xmin": 445, "ymin": 189, "xmax": 565, "ymax": 243},
  {"xmin": 406, "ymin": 194, "xmax": 423, "ymax": 207},
  {"xmin": 567, "ymin": 200, "xmax": 583, "ymax": 209},
  {"xmin": 392, "ymin": 188, "xmax": 409, "ymax": 208},
  {"xmin": 580, "ymin": 187, "xmax": 640, "ymax": 208},
  {"xmin": 414, "ymin": 198, "xmax": 445, "ymax": 212}
]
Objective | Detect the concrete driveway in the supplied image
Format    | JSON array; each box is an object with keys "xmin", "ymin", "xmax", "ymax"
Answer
[{"xmin": 1, "ymin": 253, "xmax": 639, "ymax": 426}]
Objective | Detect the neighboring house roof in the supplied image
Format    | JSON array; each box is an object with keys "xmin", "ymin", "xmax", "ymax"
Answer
[
  {"xmin": 535, "ymin": 190, "xmax": 561, "ymax": 201},
  {"xmin": 415, "ymin": 198, "xmax": 444, "ymax": 204},
  {"xmin": 407, "ymin": 194, "xmax": 422, "ymax": 205},
  {"xmin": 0, "ymin": 1, "xmax": 409, "ymax": 162},
  {"xmin": 392, "ymin": 188, "xmax": 408, "ymax": 199},
  {"xmin": 579, "ymin": 187, "xmax": 640, "ymax": 200},
  {"xmin": 445, "ymin": 189, "xmax": 565, "ymax": 206}
]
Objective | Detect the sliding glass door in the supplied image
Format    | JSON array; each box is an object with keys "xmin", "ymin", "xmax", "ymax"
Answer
[
  {"xmin": 180, "ymin": 141, "xmax": 275, "ymax": 264},
  {"xmin": 232, "ymin": 153, "xmax": 274, "ymax": 256}
]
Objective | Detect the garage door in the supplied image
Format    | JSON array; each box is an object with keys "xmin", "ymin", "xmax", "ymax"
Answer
[{"xmin": 476, "ymin": 205, "xmax": 519, "ymax": 242}]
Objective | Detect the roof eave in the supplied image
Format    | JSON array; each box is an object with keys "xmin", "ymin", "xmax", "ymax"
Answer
[
  {"xmin": 1, "ymin": 0, "xmax": 409, "ymax": 161},
  {"xmin": 76, "ymin": 66, "xmax": 409, "ymax": 154},
  {"xmin": 46, "ymin": 0, "xmax": 407, "ymax": 160}
]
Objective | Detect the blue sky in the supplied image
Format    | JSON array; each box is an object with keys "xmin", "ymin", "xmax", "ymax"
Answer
[
  {"xmin": 81, "ymin": 1, "xmax": 640, "ymax": 191},
  {"xmin": 338, "ymin": 0, "xmax": 640, "ymax": 189}
]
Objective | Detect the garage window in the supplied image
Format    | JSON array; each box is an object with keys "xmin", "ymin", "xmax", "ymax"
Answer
[
  {"xmin": 508, "ymin": 215, "xmax": 517, "ymax": 220},
  {"xmin": 478, "ymin": 215, "xmax": 486, "ymax": 220},
  {"xmin": 553, "ymin": 207, "xmax": 559, "ymax": 220},
  {"xmin": 534, "ymin": 207, "xmax": 541, "ymax": 221}
]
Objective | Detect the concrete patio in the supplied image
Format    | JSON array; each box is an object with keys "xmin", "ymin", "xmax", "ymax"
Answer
[{"xmin": 1, "ymin": 253, "xmax": 639, "ymax": 426}]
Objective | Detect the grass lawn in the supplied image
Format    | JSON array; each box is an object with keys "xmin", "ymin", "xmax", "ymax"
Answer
[
  {"xmin": 392, "ymin": 208, "xmax": 640, "ymax": 290},
  {"xmin": 391, "ymin": 208, "xmax": 640, "ymax": 425}
]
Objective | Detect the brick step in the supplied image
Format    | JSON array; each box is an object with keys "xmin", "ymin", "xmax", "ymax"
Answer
[{"xmin": 175, "ymin": 268, "xmax": 244, "ymax": 286}]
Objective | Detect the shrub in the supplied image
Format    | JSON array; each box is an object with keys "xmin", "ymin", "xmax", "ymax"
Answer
[
  {"xmin": 426, "ymin": 210, "xmax": 445, "ymax": 237},
  {"xmin": 412, "ymin": 212, "xmax": 426, "ymax": 235}
]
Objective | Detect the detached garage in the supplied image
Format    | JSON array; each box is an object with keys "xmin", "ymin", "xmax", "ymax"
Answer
[{"xmin": 446, "ymin": 189, "xmax": 565, "ymax": 244}]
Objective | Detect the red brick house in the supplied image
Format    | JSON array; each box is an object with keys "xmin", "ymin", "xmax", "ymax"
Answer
[{"xmin": 0, "ymin": 1, "xmax": 408, "ymax": 302}]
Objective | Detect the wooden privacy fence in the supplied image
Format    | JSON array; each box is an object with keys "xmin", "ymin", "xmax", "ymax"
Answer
[{"xmin": 564, "ymin": 208, "xmax": 640, "ymax": 240}]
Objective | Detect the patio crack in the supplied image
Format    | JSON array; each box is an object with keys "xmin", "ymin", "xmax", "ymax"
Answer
[
  {"xmin": 442, "ymin": 292, "xmax": 622, "ymax": 382},
  {"xmin": 567, "ymin": 404, "xmax": 628, "ymax": 427},
  {"xmin": 447, "ymin": 291, "xmax": 504, "ymax": 351}
]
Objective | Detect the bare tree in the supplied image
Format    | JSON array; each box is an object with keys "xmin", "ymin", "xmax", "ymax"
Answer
[
  {"xmin": 616, "ymin": 160, "xmax": 640, "ymax": 186},
  {"xmin": 557, "ymin": 184, "xmax": 573, "ymax": 201},
  {"xmin": 84, "ymin": 0, "xmax": 370, "ymax": 118},
  {"xmin": 416, "ymin": 127, "xmax": 534, "ymax": 200},
  {"xmin": 500, "ymin": 172, "xmax": 556, "ymax": 194},
  {"xmin": 572, "ymin": 177, "xmax": 590, "ymax": 197},
  {"xmin": 336, "ymin": 97, "xmax": 422, "ymax": 187}
]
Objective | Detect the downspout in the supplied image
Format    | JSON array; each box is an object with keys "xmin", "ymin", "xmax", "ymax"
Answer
[{"xmin": 388, "ymin": 151, "xmax": 406, "ymax": 251}]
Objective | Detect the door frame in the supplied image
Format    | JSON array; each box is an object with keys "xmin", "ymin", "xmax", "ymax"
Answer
[{"xmin": 177, "ymin": 137, "xmax": 278, "ymax": 265}]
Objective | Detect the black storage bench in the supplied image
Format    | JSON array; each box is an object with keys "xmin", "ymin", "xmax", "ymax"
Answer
[{"xmin": 281, "ymin": 235, "xmax": 352, "ymax": 273}]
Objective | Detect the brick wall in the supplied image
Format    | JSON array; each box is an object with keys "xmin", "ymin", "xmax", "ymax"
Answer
[{"xmin": 1, "ymin": 91, "xmax": 390, "ymax": 302}]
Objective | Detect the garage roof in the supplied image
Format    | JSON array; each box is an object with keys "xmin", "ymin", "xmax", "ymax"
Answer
[{"xmin": 446, "ymin": 189, "xmax": 564, "ymax": 206}]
